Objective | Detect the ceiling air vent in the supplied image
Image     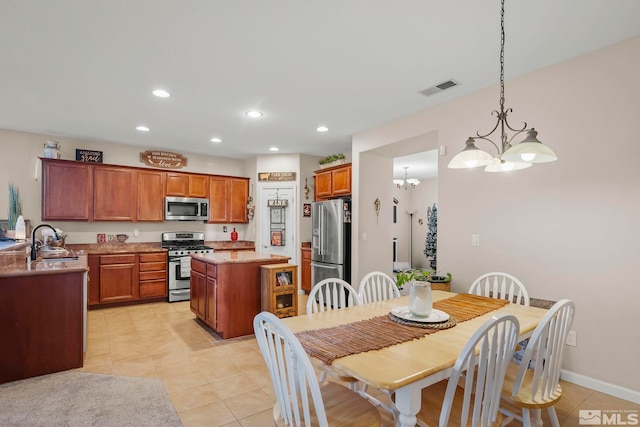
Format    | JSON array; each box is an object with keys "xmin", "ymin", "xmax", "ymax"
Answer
[{"xmin": 419, "ymin": 79, "xmax": 459, "ymax": 97}]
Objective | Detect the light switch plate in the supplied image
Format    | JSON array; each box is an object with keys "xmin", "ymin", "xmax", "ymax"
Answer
[{"xmin": 471, "ymin": 234, "xmax": 480, "ymax": 247}]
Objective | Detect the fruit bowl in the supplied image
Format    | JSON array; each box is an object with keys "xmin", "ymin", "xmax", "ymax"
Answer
[{"xmin": 116, "ymin": 234, "xmax": 129, "ymax": 243}]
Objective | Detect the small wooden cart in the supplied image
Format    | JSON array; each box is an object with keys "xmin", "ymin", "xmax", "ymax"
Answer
[{"xmin": 261, "ymin": 263, "xmax": 298, "ymax": 318}]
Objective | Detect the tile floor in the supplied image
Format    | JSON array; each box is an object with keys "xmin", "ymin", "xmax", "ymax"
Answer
[{"xmin": 79, "ymin": 298, "xmax": 638, "ymax": 427}]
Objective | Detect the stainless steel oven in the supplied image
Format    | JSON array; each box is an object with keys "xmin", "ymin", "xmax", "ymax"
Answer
[{"xmin": 162, "ymin": 232, "xmax": 213, "ymax": 302}]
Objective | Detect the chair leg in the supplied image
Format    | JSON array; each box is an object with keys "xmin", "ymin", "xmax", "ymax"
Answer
[
  {"xmin": 522, "ymin": 408, "xmax": 532, "ymax": 427},
  {"xmin": 548, "ymin": 406, "xmax": 561, "ymax": 427},
  {"xmin": 532, "ymin": 408, "xmax": 543, "ymax": 426},
  {"xmin": 319, "ymin": 371, "xmax": 327, "ymax": 384}
]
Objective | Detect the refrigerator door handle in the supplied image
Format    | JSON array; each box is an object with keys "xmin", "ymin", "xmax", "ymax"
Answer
[{"xmin": 318, "ymin": 204, "xmax": 325, "ymax": 256}]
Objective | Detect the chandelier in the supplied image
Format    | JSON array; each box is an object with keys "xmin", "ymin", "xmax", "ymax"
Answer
[
  {"xmin": 448, "ymin": 0, "xmax": 558, "ymax": 172},
  {"xmin": 394, "ymin": 167, "xmax": 420, "ymax": 190}
]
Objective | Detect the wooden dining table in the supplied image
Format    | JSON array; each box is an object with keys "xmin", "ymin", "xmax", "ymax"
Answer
[{"xmin": 280, "ymin": 290, "xmax": 549, "ymax": 427}]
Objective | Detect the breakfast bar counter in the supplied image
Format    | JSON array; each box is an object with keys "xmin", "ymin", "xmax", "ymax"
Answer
[{"xmin": 190, "ymin": 251, "xmax": 290, "ymax": 339}]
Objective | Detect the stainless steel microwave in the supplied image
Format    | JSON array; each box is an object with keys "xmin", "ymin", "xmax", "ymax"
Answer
[{"xmin": 165, "ymin": 197, "xmax": 209, "ymax": 221}]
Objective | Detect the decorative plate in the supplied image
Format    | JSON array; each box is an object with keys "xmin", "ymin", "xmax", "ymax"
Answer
[{"xmin": 390, "ymin": 306, "xmax": 450, "ymax": 323}]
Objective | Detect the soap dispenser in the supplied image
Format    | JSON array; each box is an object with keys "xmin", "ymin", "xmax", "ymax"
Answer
[{"xmin": 230, "ymin": 227, "xmax": 238, "ymax": 241}]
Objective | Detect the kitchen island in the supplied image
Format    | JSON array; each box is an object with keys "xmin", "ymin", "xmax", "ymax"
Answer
[
  {"xmin": 190, "ymin": 251, "xmax": 290, "ymax": 339},
  {"xmin": 0, "ymin": 251, "xmax": 88, "ymax": 384}
]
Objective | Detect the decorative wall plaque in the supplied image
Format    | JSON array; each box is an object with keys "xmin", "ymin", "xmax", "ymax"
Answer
[
  {"xmin": 258, "ymin": 172, "xmax": 296, "ymax": 181},
  {"xmin": 139, "ymin": 151, "xmax": 188, "ymax": 169},
  {"xmin": 76, "ymin": 149, "xmax": 103, "ymax": 163}
]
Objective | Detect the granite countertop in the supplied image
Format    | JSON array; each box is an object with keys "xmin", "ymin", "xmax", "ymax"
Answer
[
  {"xmin": 191, "ymin": 251, "xmax": 290, "ymax": 265},
  {"xmin": 66, "ymin": 242, "xmax": 164, "ymax": 254},
  {"xmin": 206, "ymin": 240, "xmax": 255, "ymax": 251},
  {"xmin": 0, "ymin": 254, "xmax": 89, "ymax": 278}
]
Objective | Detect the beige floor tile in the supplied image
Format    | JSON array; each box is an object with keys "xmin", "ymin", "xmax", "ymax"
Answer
[
  {"xmin": 179, "ymin": 400, "xmax": 236, "ymax": 427},
  {"xmin": 161, "ymin": 368, "xmax": 209, "ymax": 394},
  {"xmin": 170, "ymin": 383, "xmax": 222, "ymax": 413},
  {"xmin": 199, "ymin": 361, "xmax": 243, "ymax": 382},
  {"xmin": 210, "ymin": 373, "xmax": 260, "ymax": 400},
  {"xmin": 111, "ymin": 355, "xmax": 158, "ymax": 378},
  {"xmin": 237, "ymin": 408, "xmax": 276, "ymax": 427},
  {"xmin": 224, "ymin": 388, "xmax": 275, "ymax": 420},
  {"xmin": 155, "ymin": 358, "xmax": 200, "ymax": 377},
  {"xmin": 108, "ymin": 341, "xmax": 149, "ymax": 361}
]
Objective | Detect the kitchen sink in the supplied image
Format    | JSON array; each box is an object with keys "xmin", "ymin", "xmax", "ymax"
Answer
[{"xmin": 40, "ymin": 256, "xmax": 79, "ymax": 262}]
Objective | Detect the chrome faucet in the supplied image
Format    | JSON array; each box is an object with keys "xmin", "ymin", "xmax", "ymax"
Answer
[{"xmin": 30, "ymin": 224, "xmax": 59, "ymax": 260}]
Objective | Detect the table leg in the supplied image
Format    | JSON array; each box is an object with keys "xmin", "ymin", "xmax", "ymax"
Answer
[{"xmin": 394, "ymin": 384, "xmax": 421, "ymax": 427}]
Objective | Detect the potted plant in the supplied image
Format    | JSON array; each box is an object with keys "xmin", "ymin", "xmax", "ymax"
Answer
[
  {"xmin": 423, "ymin": 203, "xmax": 437, "ymax": 270},
  {"xmin": 318, "ymin": 153, "xmax": 346, "ymax": 168},
  {"xmin": 394, "ymin": 268, "xmax": 433, "ymax": 289},
  {"xmin": 5, "ymin": 183, "xmax": 22, "ymax": 238}
]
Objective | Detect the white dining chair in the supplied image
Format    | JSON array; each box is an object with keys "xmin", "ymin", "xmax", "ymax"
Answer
[
  {"xmin": 306, "ymin": 278, "xmax": 360, "ymax": 314},
  {"xmin": 418, "ymin": 313, "xmax": 521, "ymax": 427},
  {"xmin": 253, "ymin": 311, "xmax": 381, "ymax": 427},
  {"xmin": 469, "ymin": 272, "xmax": 530, "ymax": 306},
  {"xmin": 358, "ymin": 271, "xmax": 400, "ymax": 304},
  {"xmin": 499, "ymin": 299, "xmax": 576, "ymax": 427}
]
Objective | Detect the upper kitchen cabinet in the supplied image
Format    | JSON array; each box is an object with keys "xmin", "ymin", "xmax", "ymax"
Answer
[
  {"xmin": 137, "ymin": 170, "xmax": 166, "ymax": 221},
  {"xmin": 93, "ymin": 166, "xmax": 137, "ymax": 221},
  {"xmin": 314, "ymin": 163, "xmax": 351, "ymax": 201},
  {"xmin": 208, "ymin": 176, "xmax": 249, "ymax": 223},
  {"xmin": 166, "ymin": 173, "xmax": 209, "ymax": 198},
  {"xmin": 42, "ymin": 158, "xmax": 93, "ymax": 221}
]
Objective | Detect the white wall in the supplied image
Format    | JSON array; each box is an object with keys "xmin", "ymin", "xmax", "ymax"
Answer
[{"xmin": 352, "ymin": 37, "xmax": 640, "ymax": 396}]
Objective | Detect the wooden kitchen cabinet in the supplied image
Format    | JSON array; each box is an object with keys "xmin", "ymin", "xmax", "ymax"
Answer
[
  {"xmin": 190, "ymin": 259, "xmax": 206, "ymax": 319},
  {"xmin": 205, "ymin": 264, "xmax": 218, "ymax": 330},
  {"xmin": 137, "ymin": 170, "xmax": 166, "ymax": 221},
  {"xmin": 93, "ymin": 166, "xmax": 137, "ymax": 221},
  {"xmin": 314, "ymin": 163, "xmax": 351, "ymax": 201},
  {"xmin": 300, "ymin": 248, "xmax": 311, "ymax": 293},
  {"xmin": 87, "ymin": 254, "xmax": 101, "ymax": 306},
  {"xmin": 166, "ymin": 173, "xmax": 209, "ymax": 198},
  {"xmin": 99, "ymin": 254, "xmax": 138, "ymax": 303},
  {"xmin": 208, "ymin": 176, "xmax": 249, "ymax": 223},
  {"xmin": 138, "ymin": 252, "xmax": 167, "ymax": 298},
  {"xmin": 41, "ymin": 158, "xmax": 93, "ymax": 221},
  {"xmin": 261, "ymin": 263, "xmax": 298, "ymax": 318}
]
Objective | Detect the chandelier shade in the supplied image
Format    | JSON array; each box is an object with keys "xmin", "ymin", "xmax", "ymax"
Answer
[
  {"xmin": 501, "ymin": 128, "xmax": 558, "ymax": 163},
  {"xmin": 447, "ymin": 0, "xmax": 557, "ymax": 173}
]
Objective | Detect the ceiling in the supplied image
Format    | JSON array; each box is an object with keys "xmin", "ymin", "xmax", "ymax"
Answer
[{"xmin": 2, "ymin": 1, "xmax": 640, "ymax": 178}]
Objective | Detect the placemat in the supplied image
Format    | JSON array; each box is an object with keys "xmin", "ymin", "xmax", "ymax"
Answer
[{"xmin": 296, "ymin": 293, "xmax": 508, "ymax": 365}]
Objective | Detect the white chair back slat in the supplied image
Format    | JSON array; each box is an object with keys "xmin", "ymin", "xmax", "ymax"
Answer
[
  {"xmin": 358, "ymin": 271, "xmax": 400, "ymax": 304},
  {"xmin": 469, "ymin": 272, "xmax": 530, "ymax": 306},
  {"xmin": 512, "ymin": 299, "xmax": 575, "ymax": 403},
  {"xmin": 306, "ymin": 278, "xmax": 359, "ymax": 314},
  {"xmin": 439, "ymin": 313, "xmax": 520, "ymax": 427}
]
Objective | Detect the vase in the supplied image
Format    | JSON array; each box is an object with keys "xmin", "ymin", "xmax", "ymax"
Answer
[
  {"xmin": 408, "ymin": 280, "xmax": 432, "ymax": 317},
  {"xmin": 44, "ymin": 140, "xmax": 61, "ymax": 159}
]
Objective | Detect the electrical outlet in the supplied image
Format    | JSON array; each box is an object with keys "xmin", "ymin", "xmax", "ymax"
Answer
[
  {"xmin": 566, "ymin": 330, "xmax": 577, "ymax": 346},
  {"xmin": 223, "ymin": 226, "xmax": 228, "ymax": 233},
  {"xmin": 133, "ymin": 228, "xmax": 139, "ymax": 237},
  {"xmin": 471, "ymin": 234, "xmax": 480, "ymax": 247}
]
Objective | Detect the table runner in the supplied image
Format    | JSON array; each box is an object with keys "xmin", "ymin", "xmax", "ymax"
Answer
[{"xmin": 296, "ymin": 293, "xmax": 508, "ymax": 365}]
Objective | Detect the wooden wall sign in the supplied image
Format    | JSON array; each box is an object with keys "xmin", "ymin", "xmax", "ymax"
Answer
[
  {"xmin": 139, "ymin": 151, "xmax": 188, "ymax": 169},
  {"xmin": 258, "ymin": 172, "xmax": 296, "ymax": 182},
  {"xmin": 76, "ymin": 149, "xmax": 103, "ymax": 163}
]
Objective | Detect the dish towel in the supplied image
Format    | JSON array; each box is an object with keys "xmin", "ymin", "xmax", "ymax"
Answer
[{"xmin": 180, "ymin": 256, "xmax": 191, "ymax": 277}]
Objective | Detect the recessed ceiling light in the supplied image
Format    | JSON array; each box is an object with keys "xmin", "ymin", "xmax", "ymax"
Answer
[
  {"xmin": 317, "ymin": 126, "xmax": 329, "ymax": 132},
  {"xmin": 269, "ymin": 147, "xmax": 279, "ymax": 152},
  {"xmin": 152, "ymin": 89, "xmax": 170, "ymax": 98},
  {"xmin": 136, "ymin": 125, "xmax": 150, "ymax": 132},
  {"xmin": 210, "ymin": 137, "xmax": 222, "ymax": 143},
  {"xmin": 246, "ymin": 111, "xmax": 263, "ymax": 118}
]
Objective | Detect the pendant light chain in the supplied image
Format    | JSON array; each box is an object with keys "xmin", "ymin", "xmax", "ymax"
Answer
[{"xmin": 499, "ymin": 0, "xmax": 507, "ymax": 152}]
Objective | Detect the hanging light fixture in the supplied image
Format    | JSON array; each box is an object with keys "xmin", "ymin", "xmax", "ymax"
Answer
[
  {"xmin": 448, "ymin": 0, "xmax": 558, "ymax": 172},
  {"xmin": 394, "ymin": 166, "xmax": 420, "ymax": 190}
]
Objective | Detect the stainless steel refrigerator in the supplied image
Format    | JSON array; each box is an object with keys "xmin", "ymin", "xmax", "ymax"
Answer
[{"xmin": 311, "ymin": 198, "xmax": 351, "ymax": 287}]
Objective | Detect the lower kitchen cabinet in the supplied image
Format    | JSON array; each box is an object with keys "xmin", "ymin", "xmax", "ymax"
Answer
[
  {"xmin": 99, "ymin": 254, "xmax": 138, "ymax": 303},
  {"xmin": 190, "ymin": 260, "xmax": 207, "ymax": 320},
  {"xmin": 138, "ymin": 252, "xmax": 167, "ymax": 298},
  {"xmin": 301, "ymin": 248, "xmax": 311, "ymax": 293},
  {"xmin": 88, "ymin": 251, "xmax": 168, "ymax": 308}
]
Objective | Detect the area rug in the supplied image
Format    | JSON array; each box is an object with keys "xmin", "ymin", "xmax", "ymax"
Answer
[{"xmin": 0, "ymin": 371, "xmax": 182, "ymax": 427}]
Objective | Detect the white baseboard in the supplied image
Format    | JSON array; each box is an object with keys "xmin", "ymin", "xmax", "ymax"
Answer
[{"xmin": 561, "ymin": 369, "xmax": 640, "ymax": 404}]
